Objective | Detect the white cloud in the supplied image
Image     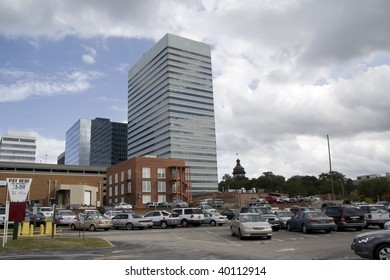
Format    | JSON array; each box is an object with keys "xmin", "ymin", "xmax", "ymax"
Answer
[{"xmin": 1, "ymin": 0, "xmax": 390, "ymax": 180}]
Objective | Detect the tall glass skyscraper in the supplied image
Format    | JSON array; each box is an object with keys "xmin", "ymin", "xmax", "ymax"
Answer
[
  {"xmin": 65, "ymin": 118, "xmax": 91, "ymax": 166},
  {"xmin": 127, "ymin": 34, "xmax": 218, "ymax": 192}
]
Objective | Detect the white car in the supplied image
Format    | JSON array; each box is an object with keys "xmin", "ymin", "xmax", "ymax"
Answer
[
  {"xmin": 230, "ymin": 213, "xmax": 272, "ymax": 240},
  {"xmin": 114, "ymin": 202, "xmax": 133, "ymax": 210},
  {"xmin": 203, "ymin": 212, "xmax": 228, "ymax": 226},
  {"xmin": 103, "ymin": 210, "xmax": 124, "ymax": 219}
]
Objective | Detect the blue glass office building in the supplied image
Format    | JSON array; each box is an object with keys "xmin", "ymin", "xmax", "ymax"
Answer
[
  {"xmin": 65, "ymin": 118, "xmax": 91, "ymax": 166},
  {"xmin": 127, "ymin": 34, "xmax": 218, "ymax": 192}
]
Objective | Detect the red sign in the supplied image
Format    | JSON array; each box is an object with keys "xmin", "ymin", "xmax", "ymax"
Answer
[{"xmin": 8, "ymin": 202, "xmax": 26, "ymax": 222}]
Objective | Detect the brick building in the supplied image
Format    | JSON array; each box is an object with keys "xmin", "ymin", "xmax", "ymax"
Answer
[{"xmin": 106, "ymin": 156, "xmax": 192, "ymax": 208}]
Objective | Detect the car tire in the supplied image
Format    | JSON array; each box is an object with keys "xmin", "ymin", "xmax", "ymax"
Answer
[
  {"xmin": 266, "ymin": 236, "xmax": 272, "ymax": 240},
  {"xmin": 325, "ymin": 229, "xmax": 331, "ymax": 233},
  {"xmin": 356, "ymin": 227, "xmax": 362, "ymax": 231},
  {"xmin": 210, "ymin": 220, "xmax": 216, "ymax": 226},
  {"xmin": 126, "ymin": 223, "xmax": 134, "ymax": 230},
  {"xmin": 218, "ymin": 223, "xmax": 223, "ymax": 226},
  {"xmin": 287, "ymin": 223, "xmax": 292, "ymax": 231},
  {"xmin": 104, "ymin": 228, "xmax": 109, "ymax": 231},
  {"xmin": 160, "ymin": 221, "xmax": 168, "ymax": 229},
  {"xmin": 90, "ymin": 224, "xmax": 96, "ymax": 231},
  {"xmin": 379, "ymin": 224, "xmax": 385, "ymax": 229},
  {"xmin": 181, "ymin": 219, "xmax": 189, "ymax": 227},
  {"xmin": 374, "ymin": 244, "xmax": 390, "ymax": 260},
  {"xmin": 302, "ymin": 224, "xmax": 309, "ymax": 233},
  {"xmin": 238, "ymin": 229, "xmax": 244, "ymax": 240}
]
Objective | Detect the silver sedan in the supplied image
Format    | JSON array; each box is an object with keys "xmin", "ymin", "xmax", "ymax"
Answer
[
  {"xmin": 112, "ymin": 213, "xmax": 153, "ymax": 230},
  {"xmin": 230, "ymin": 213, "xmax": 272, "ymax": 240}
]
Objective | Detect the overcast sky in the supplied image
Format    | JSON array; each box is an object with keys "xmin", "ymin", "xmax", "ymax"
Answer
[{"xmin": 1, "ymin": 0, "xmax": 390, "ymax": 181}]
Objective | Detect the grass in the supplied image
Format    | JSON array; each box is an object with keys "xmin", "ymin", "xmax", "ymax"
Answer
[{"xmin": 0, "ymin": 237, "xmax": 112, "ymax": 254}]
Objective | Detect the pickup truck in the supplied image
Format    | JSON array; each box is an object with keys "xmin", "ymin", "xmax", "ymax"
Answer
[{"xmin": 359, "ymin": 204, "xmax": 390, "ymax": 229}]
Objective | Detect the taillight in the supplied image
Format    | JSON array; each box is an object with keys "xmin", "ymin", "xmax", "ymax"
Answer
[
  {"xmin": 98, "ymin": 220, "xmax": 103, "ymax": 224},
  {"xmin": 340, "ymin": 216, "xmax": 346, "ymax": 221},
  {"xmin": 309, "ymin": 220, "xmax": 317, "ymax": 223}
]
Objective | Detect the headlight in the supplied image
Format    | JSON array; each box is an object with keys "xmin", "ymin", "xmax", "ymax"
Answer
[
  {"xmin": 242, "ymin": 225, "xmax": 253, "ymax": 230},
  {"xmin": 357, "ymin": 236, "xmax": 376, "ymax": 244}
]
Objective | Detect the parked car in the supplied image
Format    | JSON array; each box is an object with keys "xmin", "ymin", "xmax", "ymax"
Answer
[
  {"xmin": 171, "ymin": 208, "xmax": 204, "ymax": 227},
  {"xmin": 265, "ymin": 196, "xmax": 277, "ymax": 204},
  {"xmin": 39, "ymin": 207, "xmax": 54, "ymax": 218},
  {"xmin": 70, "ymin": 214, "xmax": 112, "ymax": 231},
  {"xmin": 323, "ymin": 205, "xmax": 366, "ymax": 231},
  {"xmin": 230, "ymin": 213, "xmax": 272, "ymax": 240},
  {"xmin": 103, "ymin": 210, "xmax": 124, "ymax": 219},
  {"xmin": 286, "ymin": 211, "xmax": 336, "ymax": 233},
  {"xmin": 54, "ymin": 210, "xmax": 77, "ymax": 226},
  {"xmin": 359, "ymin": 204, "xmax": 390, "ymax": 229},
  {"xmin": 351, "ymin": 230, "xmax": 390, "ymax": 260},
  {"xmin": 202, "ymin": 212, "xmax": 228, "ymax": 226},
  {"xmin": 275, "ymin": 211, "xmax": 295, "ymax": 229},
  {"xmin": 170, "ymin": 200, "xmax": 189, "ymax": 208},
  {"xmin": 220, "ymin": 209, "xmax": 238, "ymax": 220},
  {"xmin": 143, "ymin": 210, "xmax": 180, "ymax": 229},
  {"xmin": 30, "ymin": 211, "xmax": 48, "ymax": 226},
  {"xmin": 112, "ymin": 213, "xmax": 153, "ymax": 230},
  {"xmin": 289, "ymin": 205, "xmax": 316, "ymax": 215},
  {"xmin": 0, "ymin": 207, "xmax": 14, "ymax": 228},
  {"xmin": 114, "ymin": 202, "xmax": 133, "ymax": 210},
  {"xmin": 157, "ymin": 202, "xmax": 170, "ymax": 208},
  {"xmin": 240, "ymin": 206, "xmax": 281, "ymax": 231}
]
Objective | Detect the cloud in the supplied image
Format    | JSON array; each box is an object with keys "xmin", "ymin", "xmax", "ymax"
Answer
[
  {"xmin": 1, "ymin": 0, "xmax": 390, "ymax": 180},
  {"xmin": 0, "ymin": 69, "xmax": 103, "ymax": 102}
]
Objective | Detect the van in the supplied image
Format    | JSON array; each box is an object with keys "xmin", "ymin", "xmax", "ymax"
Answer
[{"xmin": 324, "ymin": 205, "xmax": 365, "ymax": 231}]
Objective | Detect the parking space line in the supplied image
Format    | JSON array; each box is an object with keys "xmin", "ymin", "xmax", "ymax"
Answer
[{"xmin": 206, "ymin": 230, "xmax": 241, "ymax": 247}]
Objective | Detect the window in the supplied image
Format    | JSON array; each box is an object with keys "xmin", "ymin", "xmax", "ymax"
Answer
[
  {"xmin": 127, "ymin": 169, "xmax": 132, "ymax": 179},
  {"xmin": 121, "ymin": 171, "xmax": 124, "ymax": 182},
  {"xmin": 142, "ymin": 167, "xmax": 151, "ymax": 178},
  {"xmin": 142, "ymin": 195, "xmax": 151, "ymax": 204},
  {"xmin": 142, "ymin": 181, "xmax": 151, "ymax": 192},
  {"xmin": 109, "ymin": 186, "xmax": 112, "ymax": 196},
  {"xmin": 121, "ymin": 183, "xmax": 124, "ymax": 194},
  {"xmin": 115, "ymin": 185, "xmax": 118, "ymax": 196},
  {"xmin": 115, "ymin": 173, "xmax": 118, "ymax": 184},
  {"xmin": 127, "ymin": 182, "xmax": 131, "ymax": 193},
  {"xmin": 157, "ymin": 168, "xmax": 166, "ymax": 179},
  {"xmin": 109, "ymin": 175, "xmax": 112, "ymax": 185},
  {"xmin": 158, "ymin": 195, "xmax": 166, "ymax": 203},
  {"xmin": 158, "ymin": 181, "xmax": 166, "ymax": 192}
]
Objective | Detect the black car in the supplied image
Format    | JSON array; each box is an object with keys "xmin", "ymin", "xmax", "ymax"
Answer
[
  {"xmin": 220, "ymin": 209, "xmax": 238, "ymax": 220},
  {"xmin": 240, "ymin": 206, "xmax": 280, "ymax": 231},
  {"xmin": 323, "ymin": 205, "xmax": 365, "ymax": 231}
]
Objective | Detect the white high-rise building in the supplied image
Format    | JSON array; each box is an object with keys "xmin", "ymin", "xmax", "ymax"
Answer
[
  {"xmin": 127, "ymin": 34, "xmax": 218, "ymax": 192},
  {"xmin": 0, "ymin": 131, "xmax": 36, "ymax": 163}
]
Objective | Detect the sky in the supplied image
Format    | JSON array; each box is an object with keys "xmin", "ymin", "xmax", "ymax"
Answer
[{"xmin": 1, "ymin": 0, "xmax": 390, "ymax": 182}]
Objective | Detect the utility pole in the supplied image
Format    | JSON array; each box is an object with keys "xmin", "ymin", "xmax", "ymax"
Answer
[{"xmin": 327, "ymin": 135, "xmax": 335, "ymax": 200}]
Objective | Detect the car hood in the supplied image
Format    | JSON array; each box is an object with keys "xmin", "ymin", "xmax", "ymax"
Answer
[{"xmin": 354, "ymin": 230, "xmax": 390, "ymax": 239}]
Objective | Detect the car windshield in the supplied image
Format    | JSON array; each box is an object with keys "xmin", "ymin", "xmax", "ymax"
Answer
[
  {"xmin": 59, "ymin": 211, "xmax": 74, "ymax": 216},
  {"xmin": 343, "ymin": 207, "xmax": 362, "ymax": 215},
  {"xmin": 256, "ymin": 208, "xmax": 273, "ymax": 214},
  {"xmin": 305, "ymin": 212, "xmax": 327, "ymax": 218},
  {"xmin": 240, "ymin": 215, "xmax": 265, "ymax": 222},
  {"xmin": 278, "ymin": 211, "xmax": 294, "ymax": 217}
]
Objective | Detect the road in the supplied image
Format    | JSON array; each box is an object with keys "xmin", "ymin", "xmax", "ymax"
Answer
[{"xmin": 0, "ymin": 224, "xmax": 375, "ymax": 260}]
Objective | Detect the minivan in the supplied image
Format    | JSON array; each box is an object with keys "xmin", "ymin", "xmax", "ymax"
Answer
[{"xmin": 323, "ymin": 205, "xmax": 365, "ymax": 231}]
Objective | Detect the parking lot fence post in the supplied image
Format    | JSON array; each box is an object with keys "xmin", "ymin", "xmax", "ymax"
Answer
[
  {"xmin": 21, "ymin": 222, "xmax": 29, "ymax": 235},
  {"xmin": 39, "ymin": 224, "xmax": 44, "ymax": 235},
  {"xmin": 29, "ymin": 224, "xmax": 34, "ymax": 236}
]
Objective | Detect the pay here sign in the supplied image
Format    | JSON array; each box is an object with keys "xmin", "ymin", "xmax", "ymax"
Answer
[{"xmin": 7, "ymin": 178, "xmax": 32, "ymax": 202}]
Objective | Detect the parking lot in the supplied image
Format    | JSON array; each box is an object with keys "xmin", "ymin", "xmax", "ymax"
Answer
[{"xmin": 1, "ymin": 223, "xmax": 377, "ymax": 260}]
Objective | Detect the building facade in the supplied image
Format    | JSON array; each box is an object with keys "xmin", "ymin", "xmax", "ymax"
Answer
[
  {"xmin": 65, "ymin": 118, "xmax": 92, "ymax": 166},
  {"xmin": 0, "ymin": 162, "xmax": 106, "ymax": 208},
  {"xmin": 127, "ymin": 33, "xmax": 218, "ymax": 193},
  {"xmin": 90, "ymin": 118, "xmax": 127, "ymax": 167},
  {"xmin": 0, "ymin": 131, "xmax": 36, "ymax": 163},
  {"xmin": 106, "ymin": 156, "xmax": 191, "ymax": 208}
]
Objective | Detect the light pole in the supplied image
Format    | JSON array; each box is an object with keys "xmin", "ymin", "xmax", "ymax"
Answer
[{"xmin": 327, "ymin": 135, "xmax": 335, "ymax": 200}]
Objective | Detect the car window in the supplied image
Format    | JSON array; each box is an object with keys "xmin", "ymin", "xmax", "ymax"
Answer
[
  {"xmin": 343, "ymin": 207, "xmax": 362, "ymax": 215},
  {"xmin": 161, "ymin": 212, "xmax": 169, "ymax": 216}
]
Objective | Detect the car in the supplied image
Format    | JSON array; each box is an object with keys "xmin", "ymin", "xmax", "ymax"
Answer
[
  {"xmin": 202, "ymin": 212, "xmax": 228, "ymax": 226},
  {"xmin": 220, "ymin": 209, "xmax": 238, "ymax": 220},
  {"xmin": 170, "ymin": 200, "xmax": 189, "ymax": 208},
  {"xmin": 289, "ymin": 205, "xmax": 316, "ymax": 215},
  {"xmin": 359, "ymin": 204, "xmax": 390, "ymax": 229},
  {"xmin": 114, "ymin": 202, "xmax": 133, "ymax": 210},
  {"xmin": 351, "ymin": 230, "xmax": 390, "ymax": 260},
  {"xmin": 70, "ymin": 214, "xmax": 112, "ymax": 231},
  {"xmin": 0, "ymin": 207, "xmax": 14, "ymax": 228},
  {"xmin": 286, "ymin": 211, "xmax": 336, "ymax": 233},
  {"xmin": 112, "ymin": 213, "xmax": 153, "ymax": 230},
  {"xmin": 157, "ymin": 202, "xmax": 170, "ymax": 208},
  {"xmin": 39, "ymin": 207, "xmax": 54, "ymax": 218},
  {"xmin": 30, "ymin": 212, "xmax": 48, "ymax": 226},
  {"xmin": 171, "ymin": 208, "xmax": 204, "ymax": 227},
  {"xmin": 54, "ymin": 210, "xmax": 77, "ymax": 226},
  {"xmin": 230, "ymin": 213, "xmax": 272, "ymax": 240},
  {"xmin": 143, "ymin": 210, "xmax": 180, "ymax": 229},
  {"xmin": 240, "ymin": 206, "xmax": 281, "ymax": 231},
  {"xmin": 103, "ymin": 210, "xmax": 124, "ymax": 219},
  {"xmin": 275, "ymin": 211, "xmax": 295, "ymax": 229},
  {"xmin": 323, "ymin": 205, "xmax": 366, "ymax": 231},
  {"xmin": 265, "ymin": 196, "xmax": 277, "ymax": 204}
]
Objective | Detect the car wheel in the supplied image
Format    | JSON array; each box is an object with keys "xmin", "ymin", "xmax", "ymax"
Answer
[
  {"xmin": 379, "ymin": 224, "xmax": 385, "ymax": 229},
  {"xmin": 325, "ymin": 229, "xmax": 331, "ymax": 233},
  {"xmin": 104, "ymin": 228, "xmax": 109, "ymax": 231},
  {"xmin": 218, "ymin": 223, "xmax": 223, "ymax": 226},
  {"xmin": 90, "ymin": 224, "xmax": 96, "ymax": 231},
  {"xmin": 356, "ymin": 227, "xmax": 362, "ymax": 231},
  {"xmin": 71, "ymin": 224, "xmax": 77, "ymax": 230},
  {"xmin": 210, "ymin": 220, "xmax": 216, "ymax": 226},
  {"xmin": 302, "ymin": 224, "xmax": 309, "ymax": 233},
  {"xmin": 181, "ymin": 219, "xmax": 189, "ymax": 227},
  {"xmin": 238, "ymin": 229, "xmax": 244, "ymax": 240},
  {"xmin": 126, "ymin": 223, "xmax": 134, "ymax": 230},
  {"xmin": 266, "ymin": 236, "xmax": 272, "ymax": 240},
  {"xmin": 160, "ymin": 221, "xmax": 168, "ymax": 229},
  {"xmin": 231, "ymin": 227, "xmax": 236, "ymax": 236},
  {"xmin": 374, "ymin": 244, "xmax": 390, "ymax": 260},
  {"xmin": 287, "ymin": 223, "xmax": 292, "ymax": 231}
]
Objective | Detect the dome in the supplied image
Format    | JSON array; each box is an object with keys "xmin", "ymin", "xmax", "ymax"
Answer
[{"xmin": 232, "ymin": 159, "xmax": 246, "ymax": 177}]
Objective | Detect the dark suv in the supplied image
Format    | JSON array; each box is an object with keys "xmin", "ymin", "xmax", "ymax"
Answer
[
  {"xmin": 240, "ymin": 206, "xmax": 280, "ymax": 231},
  {"xmin": 323, "ymin": 205, "xmax": 365, "ymax": 231}
]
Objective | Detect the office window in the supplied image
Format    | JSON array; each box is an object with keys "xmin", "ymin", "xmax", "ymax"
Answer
[
  {"xmin": 121, "ymin": 183, "xmax": 124, "ymax": 194},
  {"xmin": 109, "ymin": 186, "xmax": 112, "ymax": 196},
  {"xmin": 142, "ymin": 167, "xmax": 151, "ymax": 178},
  {"xmin": 115, "ymin": 185, "xmax": 118, "ymax": 196},
  {"xmin": 142, "ymin": 195, "xmax": 151, "ymax": 204},
  {"xmin": 127, "ymin": 169, "xmax": 132, "ymax": 179},
  {"xmin": 158, "ymin": 181, "xmax": 166, "ymax": 192},
  {"xmin": 115, "ymin": 173, "xmax": 118, "ymax": 183},
  {"xmin": 121, "ymin": 171, "xmax": 124, "ymax": 181},
  {"xmin": 157, "ymin": 168, "xmax": 166, "ymax": 179},
  {"xmin": 109, "ymin": 175, "xmax": 112, "ymax": 185},
  {"xmin": 127, "ymin": 182, "xmax": 131, "ymax": 193},
  {"xmin": 158, "ymin": 195, "xmax": 166, "ymax": 203},
  {"xmin": 142, "ymin": 181, "xmax": 151, "ymax": 192}
]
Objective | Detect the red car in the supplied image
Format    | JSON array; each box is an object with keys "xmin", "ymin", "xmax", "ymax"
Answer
[{"xmin": 265, "ymin": 196, "xmax": 277, "ymax": 204}]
